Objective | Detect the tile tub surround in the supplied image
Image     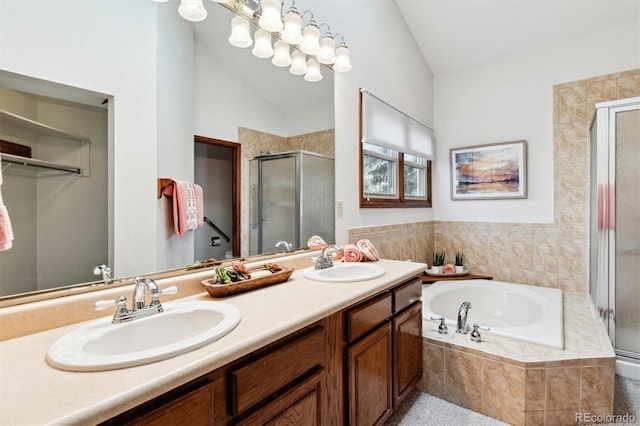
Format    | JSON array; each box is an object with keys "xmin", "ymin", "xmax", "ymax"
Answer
[{"xmin": 420, "ymin": 291, "xmax": 615, "ymax": 426}]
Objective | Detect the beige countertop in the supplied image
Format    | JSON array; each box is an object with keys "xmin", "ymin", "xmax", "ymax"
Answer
[{"xmin": 0, "ymin": 258, "xmax": 426, "ymax": 425}]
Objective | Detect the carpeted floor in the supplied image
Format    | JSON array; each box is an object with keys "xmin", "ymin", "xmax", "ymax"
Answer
[{"xmin": 385, "ymin": 374, "xmax": 640, "ymax": 425}]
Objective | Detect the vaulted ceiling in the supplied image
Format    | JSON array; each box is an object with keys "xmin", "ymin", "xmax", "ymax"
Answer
[{"xmin": 395, "ymin": 0, "xmax": 640, "ymax": 74}]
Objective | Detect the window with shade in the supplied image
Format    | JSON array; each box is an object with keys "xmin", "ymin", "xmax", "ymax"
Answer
[{"xmin": 359, "ymin": 89, "xmax": 433, "ymax": 208}]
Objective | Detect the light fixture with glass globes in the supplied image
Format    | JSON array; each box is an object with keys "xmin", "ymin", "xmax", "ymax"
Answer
[
  {"xmin": 178, "ymin": 0, "xmax": 208, "ymax": 22},
  {"xmin": 289, "ymin": 50, "xmax": 307, "ymax": 75},
  {"xmin": 333, "ymin": 34, "xmax": 352, "ymax": 72},
  {"xmin": 151, "ymin": 0, "xmax": 352, "ymax": 82},
  {"xmin": 304, "ymin": 59, "xmax": 322, "ymax": 82},
  {"xmin": 252, "ymin": 28, "xmax": 274, "ymax": 58},
  {"xmin": 280, "ymin": 3, "xmax": 303, "ymax": 45},
  {"xmin": 229, "ymin": 15, "xmax": 253, "ymax": 48},
  {"xmin": 299, "ymin": 11, "xmax": 320, "ymax": 56},
  {"xmin": 258, "ymin": 0, "xmax": 283, "ymax": 32},
  {"xmin": 317, "ymin": 24, "xmax": 336, "ymax": 65},
  {"xmin": 272, "ymin": 40, "xmax": 292, "ymax": 67}
]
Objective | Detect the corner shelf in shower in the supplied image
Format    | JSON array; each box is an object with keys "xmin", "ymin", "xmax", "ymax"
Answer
[{"xmin": 0, "ymin": 109, "xmax": 90, "ymax": 176}]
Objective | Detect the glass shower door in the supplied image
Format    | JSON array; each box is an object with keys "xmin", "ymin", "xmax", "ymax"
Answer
[{"xmin": 613, "ymin": 106, "xmax": 640, "ymax": 360}]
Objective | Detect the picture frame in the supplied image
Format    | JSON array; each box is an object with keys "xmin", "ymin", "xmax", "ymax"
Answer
[{"xmin": 450, "ymin": 140, "xmax": 527, "ymax": 200}]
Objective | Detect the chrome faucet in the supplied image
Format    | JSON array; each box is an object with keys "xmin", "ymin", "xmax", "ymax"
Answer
[
  {"xmin": 275, "ymin": 240, "xmax": 293, "ymax": 252},
  {"xmin": 456, "ymin": 301, "xmax": 472, "ymax": 334},
  {"xmin": 314, "ymin": 245, "xmax": 343, "ymax": 270},
  {"xmin": 94, "ymin": 277, "xmax": 177, "ymax": 323},
  {"xmin": 93, "ymin": 264, "xmax": 112, "ymax": 284}
]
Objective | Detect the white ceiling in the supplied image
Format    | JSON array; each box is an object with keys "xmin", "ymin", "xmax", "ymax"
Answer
[{"xmin": 395, "ymin": 0, "xmax": 640, "ymax": 74}]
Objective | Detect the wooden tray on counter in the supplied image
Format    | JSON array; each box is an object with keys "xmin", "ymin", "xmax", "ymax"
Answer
[{"xmin": 200, "ymin": 267, "xmax": 294, "ymax": 297}]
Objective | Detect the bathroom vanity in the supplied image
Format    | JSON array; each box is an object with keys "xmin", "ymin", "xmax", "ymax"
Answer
[{"xmin": 0, "ymin": 257, "xmax": 426, "ymax": 425}]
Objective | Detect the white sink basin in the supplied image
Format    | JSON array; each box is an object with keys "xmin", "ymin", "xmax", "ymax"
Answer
[
  {"xmin": 47, "ymin": 301, "xmax": 241, "ymax": 371},
  {"xmin": 302, "ymin": 262, "xmax": 386, "ymax": 283}
]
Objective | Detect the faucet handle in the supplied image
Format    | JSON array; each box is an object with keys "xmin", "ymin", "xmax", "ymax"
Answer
[
  {"xmin": 149, "ymin": 286, "xmax": 179, "ymax": 308},
  {"xmin": 429, "ymin": 316, "xmax": 448, "ymax": 335},
  {"xmin": 470, "ymin": 324, "xmax": 490, "ymax": 343},
  {"xmin": 159, "ymin": 286, "xmax": 178, "ymax": 295},
  {"xmin": 94, "ymin": 295, "xmax": 127, "ymax": 311}
]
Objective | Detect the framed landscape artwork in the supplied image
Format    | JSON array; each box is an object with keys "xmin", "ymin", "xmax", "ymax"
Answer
[{"xmin": 450, "ymin": 140, "xmax": 527, "ymax": 200}]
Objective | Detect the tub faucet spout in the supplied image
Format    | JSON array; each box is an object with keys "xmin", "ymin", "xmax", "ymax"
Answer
[{"xmin": 456, "ymin": 301, "xmax": 472, "ymax": 334}]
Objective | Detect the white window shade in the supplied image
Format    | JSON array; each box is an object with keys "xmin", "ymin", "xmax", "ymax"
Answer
[{"xmin": 361, "ymin": 89, "xmax": 434, "ymax": 159}]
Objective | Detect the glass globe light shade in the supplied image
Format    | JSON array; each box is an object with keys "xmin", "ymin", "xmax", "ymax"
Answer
[
  {"xmin": 300, "ymin": 24, "xmax": 320, "ymax": 56},
  {"xmin": 289, "ymin": 50, "xmax": 307, "ymax": 75},
  {"xmin": 178, "ymin": 0, "xmax": 207, "ymax": 22},
  {"xmin": 272, "ymin": 40, "xmax": 292, "ymax": 67},
  {"xmin": 304, "ymin": 59, "xmax": 322, "ymax": 82},
  {"xmin": 252, "ymin": 29, "xmax": 274, "ymax": 58},
  {"xmin": 317, "ymin": 36, "xmax": 336, "ymax": 64},
  {"xmin": 229, "ymin": 16, "xmax": 252, "ymax": 48},
  {"xmin": 333, "ymin": 46, "xmax": 352, "ymax": 72},
  {"xmin": 281, "ymin": 10, "xmax": 303, "ymax": 45},
  {"xmin": 259, "ymin": 0, "xmax": 283, "ymax": 32}
]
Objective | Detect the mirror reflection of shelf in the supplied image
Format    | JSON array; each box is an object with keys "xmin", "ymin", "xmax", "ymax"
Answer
[
  {"xmin": 1, "ymin": 153, "xmax": 82, "ymax": 175},
  {"xmin": 0, "ymin": 109, "xmax": 87, "ymax": 141},
  {"xmin": 0, "ymin": 109, "xmax": 90, "ymax": 176}
]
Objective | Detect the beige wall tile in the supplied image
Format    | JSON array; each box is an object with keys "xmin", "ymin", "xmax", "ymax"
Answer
[
  {"xmin": 524, "ymin": 368, "xmax": 546, "ymax": 411},
  {"xmin": 444, "ymin": 348, "xmax": 484, "ymax": 412},
  {"xmin": 546, "ymin": 367, "xmax": 581, "ymax": 410},
  {"xmin": 587, "ymin": 79, "xmax": 618, "ymax": 111},
  {"xmin": 558, "ymin": 85, "xmax": 587, "ymax": 123},
  {"xmin": 482, "ymin": 359, "xmax": 525, "ymax": 425},
  {"xmin": 420, "ymin": 341, "xmax": 445, "ymax": 398},
  {"xmin": 545, "ymin": 408, "xmax": 580, "ymax": 425},
  {"xmin": 617, "ymin": 74, "xmax": 640, "ymax": 98},
  {"xmin": 580, "ymin": 366, "xmax": 615, "ymax": 409}
]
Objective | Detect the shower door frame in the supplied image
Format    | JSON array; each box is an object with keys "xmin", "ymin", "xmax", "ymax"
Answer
[{"xmin": 592, "ymin": 96, "xmax": 640, "ymax": 360}]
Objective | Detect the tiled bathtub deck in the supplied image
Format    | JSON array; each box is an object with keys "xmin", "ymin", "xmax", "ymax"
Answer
[{"xmin": 420, "ymin": 291, "xmax": 616, "ymax": 425}]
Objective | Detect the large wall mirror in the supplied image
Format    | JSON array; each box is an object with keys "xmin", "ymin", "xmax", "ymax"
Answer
[{"xmin": 0, "ymin": 0, "xmax": 335, "ymax": 303}]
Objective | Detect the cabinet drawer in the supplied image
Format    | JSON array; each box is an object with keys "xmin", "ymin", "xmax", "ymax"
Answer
[
  {"xmin": 229, "ymin": 325, "xmax": 325, "ymax": 415},
  {"xmin": 393, "ymin": 278, "xmax": 422, "ymax": 313},
  {"xmin": 346, "ymin": 293, "xmax": 392, "ymax": 342}
]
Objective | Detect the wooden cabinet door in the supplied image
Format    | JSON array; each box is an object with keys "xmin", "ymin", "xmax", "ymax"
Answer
[
  {"xmin": 236, "ymin": 370, "xmax": 324, "ymax": 426},
  {"xmin": 347, "ymin": 322, "xmax": 393, "ymax": 426},
  {"xmin": 127, "ymin": 381, "xmax": 214, "ymax": 426},
  {"xmin": 393, "ymin": 302, "xmax": 422, "ymax": 407}
]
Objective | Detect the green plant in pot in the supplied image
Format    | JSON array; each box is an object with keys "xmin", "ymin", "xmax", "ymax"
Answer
[
  {"xmin": 454, "ymin": 251, "xmax": 465, "ymax": 273},
  {"xmin": 431, "ymin": 250, "xmax": 446, "ymax": 273}
]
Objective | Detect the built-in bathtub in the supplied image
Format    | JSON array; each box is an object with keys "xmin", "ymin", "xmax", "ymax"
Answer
[
  {"xmin": 420, "ymin": 279, "xmax": 616, "ymax": 426},
  {"xmin": 423, "ymin": 279, "xmax": 564, "ymax": 349}
]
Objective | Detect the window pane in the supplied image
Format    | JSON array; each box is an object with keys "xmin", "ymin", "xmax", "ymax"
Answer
[
  {"xmin": 405, "ymin": 153, "xmax": 427, "ymax": 166},
  {"xmin": 404, "ymin": 164, "xmax": 425, "ymax": 197},
  {"xmin": 364, "ymin": 153, "xmax": 397, "ymax": 196},
  {"xmin": 363, "ymin": 142, "xmax": 398, "ymax": 160}
]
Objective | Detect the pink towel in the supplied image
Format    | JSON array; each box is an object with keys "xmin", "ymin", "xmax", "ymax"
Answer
[
  {"xmin": 0, "ymin": 166, "xmax": 14, "ymax": 251},
  {"xmin": 162, "ymin": 179, "xmax": 204, "ymax": 237},
  {"xmin": 342, "ymin": 244, "xmax": 364, "ymax": 262}
]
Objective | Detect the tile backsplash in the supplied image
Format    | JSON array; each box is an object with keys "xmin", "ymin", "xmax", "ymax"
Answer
[{"xmin": 349, "ymin": 68, "xmax": 639, "ymax": 294}]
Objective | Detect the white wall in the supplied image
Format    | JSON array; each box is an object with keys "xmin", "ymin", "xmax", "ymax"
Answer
[
  {"xmin": 433, "ymin": 21, "xmax": 640, "ymax": 223},
  {"xmin": 155, "ymin": 5, "xmax": 196, "ymax": 270},
  {"xmin": 325, "ymin": 0, "xmax": 435, "ymax": 245}
]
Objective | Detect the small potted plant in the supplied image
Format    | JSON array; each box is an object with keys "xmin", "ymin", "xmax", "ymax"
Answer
[
  {"xmin": 455, "ymin": 251, "xmax": 465, "ymax": 273},
  {"xmin": 431, "ymin": 250, "xmax": 446, "ymax": 273}
]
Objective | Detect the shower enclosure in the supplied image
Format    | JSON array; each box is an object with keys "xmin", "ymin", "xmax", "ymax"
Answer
[
  {"xmin": 590, "ymin": 97, "xmax": 640, "ymax": 380},
  {"xmin": 248, "ymin": 151, "xmax": 334, "ymax": 256}
]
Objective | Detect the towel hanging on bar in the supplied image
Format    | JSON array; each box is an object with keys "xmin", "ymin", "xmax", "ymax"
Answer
[{"xmin": 161, "ymin": 179, "xmax": 204, "ymax": 237}]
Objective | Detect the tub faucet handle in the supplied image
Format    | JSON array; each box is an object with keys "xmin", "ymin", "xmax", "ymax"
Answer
[
  {"xmin": 470, "ymin": 324, "xmax": 490, "ymax": 343},
  {"xmin": 430, "ymin": 316, "xmax": 448, "ymax": 335}
]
